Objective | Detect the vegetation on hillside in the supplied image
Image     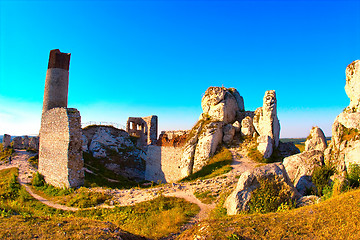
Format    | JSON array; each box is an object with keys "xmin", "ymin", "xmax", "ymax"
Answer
[{"xmin": 0, "ymin": 144, "xmax": 15, "ymax": 162}]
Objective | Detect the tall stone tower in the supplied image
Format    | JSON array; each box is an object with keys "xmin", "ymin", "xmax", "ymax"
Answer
[{"xmin": 39, "ymin": 49, "xmax": 84, "ymax": 188}]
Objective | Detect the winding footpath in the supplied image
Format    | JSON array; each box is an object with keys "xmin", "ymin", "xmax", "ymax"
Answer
[{"xmin": 0, "ymin": 147, "xmax": 256, "ymax": 235}]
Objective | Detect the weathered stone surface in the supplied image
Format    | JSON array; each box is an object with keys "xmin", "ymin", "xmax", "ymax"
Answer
[
  {"xmin": 257, "ymin": 135, "xmax": 273, "ymax": 159},
  {"xmin": 345, "ymin": 60, "xmax": 360, "ymax": 112},
  {"xmin": 305, "ymin": 127, "xmax": 327, "ymax": 152},
  {"xmin": 343, "ymin": 140, "xmax": 360, "ymax": 170},
  {"xmin": 240, "ymin": 116, "xmax": 254, "ymax": 137},
  {"xmin": 22, "ymin": 136, "xmax": 30, "ymax": 149},
  {"xmin": 224, "ymin": 163, "xmax": 298, "ymax": 215},
  {"xmin": 126, "ymin": 115, "xmax": 158, "ymax": 146},
  {"xmin": 232, "ymin": 121, "xmax": 241, "ymax": 133},
  {"xmin": 2, "ymin": 134, "xmax": 11, "ymax": 148},
  {"xmin": 82, "ymin": 134, "xmax": 88, "ymax": 152},
  {"xmin": 223, "ymin": 124, "xmax": 235, "ymax": 144},
  {"xmin": 157, "ymin": 130, "xmax": 188, "ymax": 147},
  {"xmin": 228, "ymin": 88, "xmax": 245, "ymax": 111},
  {"xmin": 193, "ymin": 121, "xmax": 223, "ymax": 172},
  {"xmin": 283, "ymin": 150, "xmax": 324, "ymax": 195},
  {"xmin": 12, "ymin": 136, "xmax": 23, "ymax": 149},
  {"xmin": 253, "ymin": 90, "xmax": 280, "ymax": 158},
  {"xmin": 201, "ymin": 87, "xmax": 241, "ymax": 124},
  {"xmin": 29, "ymin": 136, "xmax": 39, "ymax": 150},
  {"xmin": 296, "ymin": 195, "xmax": 320, "ymax": 207},
  {"xmin": 39, "ymin": 107, "xmax": 84, "ymax": 188}
]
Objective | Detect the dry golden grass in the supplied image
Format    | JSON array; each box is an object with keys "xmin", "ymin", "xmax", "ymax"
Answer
[{"xmin": 179, "ymin": 188, "xmax": 360, "ymax": 239}]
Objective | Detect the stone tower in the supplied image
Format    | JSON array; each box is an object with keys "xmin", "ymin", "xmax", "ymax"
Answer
[
  {"xmin": 42, "ymin": 49, "xmax": 71, "ymax": 113},
  {"xmin": 126, "ymin": 115, "xmax": 158, "ymax": 146},
  {"xmin": 39, "ymin": 49, "xmax": 84, "ymax": 188}
]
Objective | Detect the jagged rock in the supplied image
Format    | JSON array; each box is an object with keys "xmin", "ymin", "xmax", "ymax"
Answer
[
  {"xmin": 283, "ymin": 150, "xmax": 324, "ymax": 195},
  {"xmin": 257, "ymin": 135, "xmax": 273, "ymax": 159},
  {"xmin": 201, "ymin": 87, "xmax": 241, "ymax": 124},
  {"xmin": 228, "ymin": 88, "xmax": 245, "ymax": 111},
  {"xmin": 82, "ymin": 134, "xmax": 88, "ymax": 152},
  {"xmin": 324, "ymin": 60, "xmax": 360, "ymax": 173},
  {"xmin": 345, "ymin": 60, "xmax": 360, "ymax": 112},
  {"xmin": 2, "ymin": 134, "xmax": 11, "ymax": 148},
  {"xmin": 232, "ymin": 121, "xmax": 241, "ymax": 133},
  {"xmin": 22, "ymin": 136, "xmax": 30, "ymax": 149},
  {"xmin": 240, "ymin": 116, "xmax": 254, "ymax": 137},
  {"xmin": 278, "ymin": 141, "xmax": 300, "ymax": 158},
  {"xmin": 12, "ymin": 136, "xmax": 23, "ymax": 149},
  {"xmin": 193, "ymin": 121, "xmax": 223, "ymax": 172},
  {"xmin": 29, "ymin": 137, "xmax": 39, "ymax": 150},
  {"xmin": 223, "ymin": 124, "xmax": 235, "ymax": 144},
  {"xmin": 305, "ymin": 127, "xmax": 327, "ymax": 152},
  {"xmin": 253, "ymin": 90, "xmax": 280, "ymax": 158},
  {"xmin": 224, "ymin": 163, "xmax": 298, "ymax": 215}
]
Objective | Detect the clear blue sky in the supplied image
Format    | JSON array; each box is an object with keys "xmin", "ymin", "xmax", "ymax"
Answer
[{"xmin": 0, "ymin": 0, "xmax": 359, "ymax": 137}]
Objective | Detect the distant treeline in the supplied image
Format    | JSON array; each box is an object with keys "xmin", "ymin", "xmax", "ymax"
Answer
[{"xmin": 281, "ymin": 137, "xmax": 331, "ymax": 145}]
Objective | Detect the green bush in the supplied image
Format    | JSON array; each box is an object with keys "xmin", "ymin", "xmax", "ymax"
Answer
[
  {"xmin": 347, "ymin": 164, "xmax": 360, "ymax": 188},
  {"xmin": 312, "ymin": 165, "xmax": 335, "ymax": 196},
  {"xmin": 28, "ymin": 155, "xmax": 39, "ymax": 168},
  {"xmin": 0, "ymin": 146, "xmax": 15, "ymax": 162},
  {"xmin": 248, "ymin": 176, "xmax": 295, "ymax": 214},
  {"xmin": 31, "ymin": 172, "xmax": 45, "ymax": 187},
  {"xmin": 65, "ymin": 188, "xmax": 109, "ymax": 208}
]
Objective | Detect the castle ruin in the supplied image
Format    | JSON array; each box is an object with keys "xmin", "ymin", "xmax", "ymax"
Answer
[
  {"xmin": 39, "ymin": 49, "xmax": 84, "ymax": 188},
  {"xmin": 126, "ymin": 115, "xmax": 158, "ymax": 146}
]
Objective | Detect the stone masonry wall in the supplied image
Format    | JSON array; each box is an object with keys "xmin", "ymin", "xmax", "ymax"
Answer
[
  {"xmin": 145, "ymin": 145, "xmax": 184, "ymax": 183},
  {"xmin": 39, "ymin": 107, "xmax": 84, "ymax": 188}
]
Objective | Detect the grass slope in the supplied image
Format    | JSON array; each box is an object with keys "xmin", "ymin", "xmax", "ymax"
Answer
[{"xmin": 179, "ymin": 188, "xmax": 360, "ymax": 239}]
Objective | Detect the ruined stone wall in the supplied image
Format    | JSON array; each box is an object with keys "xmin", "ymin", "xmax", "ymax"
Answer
[
  {"xmin": 2, "ymin": 134, "xmax": 11, "ymax": 148},
  {"xmin": 126, "ymin": 115, "xmax": 158, "ymax": 146},
  {"xmin": 145, "ymin": 145, "xmax": 184, "ymax": 183},
  {"xmin": 39, "ymin": 107, "xmax": 84, "ymax": 188}
]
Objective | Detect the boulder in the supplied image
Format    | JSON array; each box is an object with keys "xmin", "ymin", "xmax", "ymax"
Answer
[
  {"xmin": 283, "ymin": 150, "xmax": 324, "ymax": 195},
  {"xmin": 224, "ymin": 163, "xmax": 299, "ymax": 215},
  {"xmin": 305, "ymin": 127, "xmax": 327, "ymax": 152},
  {"xmin": 344, "ymin": 60, "xmax": 360, "ymax": 112},
  {"xmin": 22, "ymin": 136, "xmax": 30, "ymax": 149},
  {"xmin": 193, "ymin": 121, "xmax": 223, "ymax": 172},
  {"xmin": 253, "ymin": 90, "xmax": 280, "ymax": 158},
  {"xmin": 12, "ymin": 136, "xmax": 23, "ymax": 149},
  {"xmin": 240, "ymin": 116, "xmax": 254, "ymax": 137},
  {"xmin": 278, "ymin": 141, "xmax": 300, "ymax": 158},
  {"xmin": 2, "ymin": 134, "xmax": 11, "ymax": 148},
  {"xmin": 223, "ymin": 124, "xmax": 235, "ymax": 144},
  {"xmin": 201, "ymin": 87, "xmax": 241, "ymax": 124},
  {"xmin": 296, "ymin": 195, "xmax": 320, "ymax": 207},
  {"xmin": 257, "ymin": 135, "xmax": 273, "ymax": 159},
  {"xmin": 29, "ymin": 137, "xmax": 39, "ymax": 150},
  {"xmin": 232, "ymin": 121, "xmax": 241, "ymax": 133}
]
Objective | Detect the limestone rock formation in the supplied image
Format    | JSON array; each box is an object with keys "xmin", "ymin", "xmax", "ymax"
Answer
[
  {"xmin": 224, "ymin": 163, "xmax": 298, "ymax": 215},
  {"xmin": 12, "ymin": 136, "xmax": 23, "ymax": 149},
  {"xmin": 253, "ymin": 90, "xmax": 280, "ymax": 158},
  {"xmin": 201, "ymin": 87, "xmax": 242, "ymax": 124},
  {"xmin": 283, "ymin": 150, "xmax": 324, "ymax": 195},
  {"xmin": 345, "ymin": 60, "xmax": 360, "ymax": 112},
  {"xmin": 278, "ymin": 142, "xmax": 300, "ymax": 158},
  {"xmin": 240, "ymin": 116, "xmax": 254, "ymax": 137},
  {"xmin": 223, "ymin": 124, "xmax": 235, "ymax": 145},
  {"xmin": 29, "ymin": 137, "xmax": 39, "ymax": 150},
  {"xmin": 2, "ymin": 134, "xmax": 11, "ymax": 148},
  {"xmin": 22, "ymin": 136, "xmax": 30, "ymax": 149},
  {"xmin": 193, "ymin": 121, "xmax": 223, "ymax": 172},
  {"xmin": 305, "ymin": 127, "xmax": 327, "ymax": 152},
  {"xmin": 83, "ymin": 125, "xmax": 145, "ymax": 180},
  {"xmin": 325, "ymin": 60, "xmax": 360, "ymax": 173},
  {"xmin": 232, "ymin": 121, "xmax": 241, "ymax": 133}
]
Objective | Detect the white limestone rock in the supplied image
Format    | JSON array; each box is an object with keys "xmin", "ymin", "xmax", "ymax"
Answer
[
  {"xmin": 201, "ymin": 87, "xmax": 241, "ymax": 124},
  {"xmin": 2, "ymin": 134, "xmax": 11, "ymax": 148},
  {"xmin": 240, "ymin": 116, "xmax": 254, "ymax": 136},
  {"xmin": 224, "ymin": 163, "xmax": 298, "ymax": 215},
  {"xmin": 344, "ymin": 140, "xmax": 360, "ymax": 171},
  {"xmin": 223, "ymin": 124, "xmax": 235, "ymax": 144},
  {"xmin": 305, "ymin": 127, "xmax": 327, "ymax": 152},
  {"xmin": 193, "ymin": 121, "xmax": 223, "ymax": 173},
  {"xmin": 82, "ymin": 134, "xmax": 89, "ymax": 152},
  {"xmin": 345, "ymin": 60, "xmax": 360, "ymax": 112},
  {"xmin": 232, "ymin": 121, "xmax": 241, "ymax": 133},
  {"xmin": 283, "ymin": 150, "xmax": 324, "ymax": 195},
  {"xmin": 257, "ymin": 135, "xmax": 273, "ymax": 159},
  {"xmin": 228, "ymin": 88, "xmax": 245, "ymax": 111}
]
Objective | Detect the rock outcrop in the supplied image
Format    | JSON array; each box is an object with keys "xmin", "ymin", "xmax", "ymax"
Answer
[
  {"xmin": 325, "ymin": 60, "xmax": 360, "ymax": 173},
  {"xmin": 253, "ymin": 90, "xmax": 280, "ymax": 158},
  {"xmin": 283, "ymin": 150, "xmax": 324, "ymax": 195},
  {"xmin": 2, "ymin": 134, "xmax": 11, "ymax": 148},
  {"xmin": 305, "ymin": 127, "xmax": 327, "ymax": 152},
  {"xmin": 224, "ymin": 163, "xmax": 299, "ymax": 215},
  {"xmin": 223, "ymin": 124, "xmax": 235, "ymax": 145},
  {"xmin": 83, "ymin": 125, "xmax": 145, "ymax": 180},
  {"xmin": 12, "ymin": 136, "xmax": 23, "ymax": 149},
  {"xmin": 240, "ymin": 116, "xmax": 254, "ymax": 137}
]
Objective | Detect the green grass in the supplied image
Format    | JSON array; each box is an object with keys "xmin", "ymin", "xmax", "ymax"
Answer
[
  {"xmin": 179, "ymin": 188, "xmax": 360, "ymax": 239},
  {"xmin": 27, "ymin": 154, "xmax": 39, "ymax": 168},
  {"xmin": 0, "ymin": 144, "xmax": 15, "ymax": 162},
  {"xmin": 194, "ymin": 190, "xmax": 218, "ymax": 204},
  {"xmin": 0, "ymin": 168, "xmax": 200, "ymax": 239},
  {"xmin": 180, "ymin": 148, "xmax": 233, "ymax": 182}
]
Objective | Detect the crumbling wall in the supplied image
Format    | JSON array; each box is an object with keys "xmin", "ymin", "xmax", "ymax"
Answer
[
  {"xmin": 145, "ymin": 145, "xmax": 184, "ymax": 183},
  {"xmin": 126, "ymin": 115, "xmax": 158, "ymax": 146},
  {"xmin": 39, "ymin": 108, "xmax": 84, "ymax": 188}
]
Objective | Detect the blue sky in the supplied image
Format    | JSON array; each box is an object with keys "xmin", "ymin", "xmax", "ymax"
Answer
[{"xmin": 0, "ymin": 0, "xmax": 359, "ymax": 137}]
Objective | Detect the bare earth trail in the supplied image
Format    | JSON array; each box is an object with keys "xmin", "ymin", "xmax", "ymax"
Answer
[{"xmin": 0, "ymin": 148, "xmax": 256, "ymax": 235}]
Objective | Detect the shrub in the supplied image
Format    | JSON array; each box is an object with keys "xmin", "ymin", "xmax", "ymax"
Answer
[
  {"xmin": 312, "ymin": 165, "xmax": 335, "ymax": 196},
  {"xmin": 248, "ymin": 176, "xmax": 295, "ymax": 214},
  {"xmin": 0, "ymin": 146, "xmax": 15, "ymax": 162},
  {"xmin": 28, "ymin": 155, "xmax": 39, "ymax": 168},
  {"xmin": 347, "ymin": 164, "xmax": 360, "ymax": 188},
  {"xmin": 65, "ymin": 188, "xmax": 109, "ymax": 208},
  {"xmin": 31, "ymin": 172, "xmax": 45, "ymax": 187}
]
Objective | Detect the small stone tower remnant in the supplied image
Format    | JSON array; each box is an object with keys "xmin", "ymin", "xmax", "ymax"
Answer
[
  {"xmin": 126, "ymin": 115, "xmax": 158, "ymax": 146},
  {"xmin": 39, "ymin": 49, "xmax": 84, "ymax": 188}
]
